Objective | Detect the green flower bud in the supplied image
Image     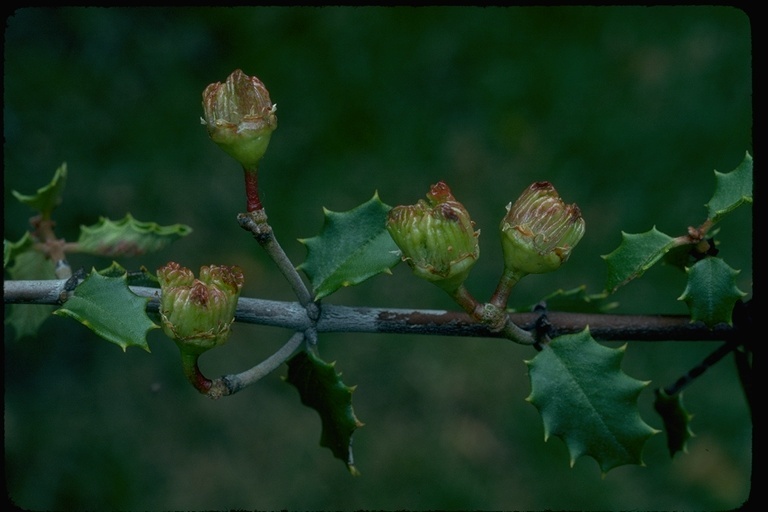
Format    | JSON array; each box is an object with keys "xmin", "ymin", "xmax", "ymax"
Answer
[
  {"xmin": 201, "ymin": 69, "xmax": 277, "ymax": 169},
  {"xmin": 387, "ymin": 182, "xmax": 480, "ymax": 293},
  {"xmin": 500, "ymin": 181, "xmax": 585, "ymax": 277},
  {"xmin": 157, "ymin": 262, "xmax": 245, "ymax": 355}
]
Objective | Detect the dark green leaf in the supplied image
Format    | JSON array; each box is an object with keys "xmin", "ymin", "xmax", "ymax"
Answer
[
  {"xmin": 4, "ymin": 232, "xmax": 35, "ymax": 269},
  {"xmin": 285, "ymin": 349, "xmax": 364, "ymax": 475},
  {"xmin": 525, "ymin": 329, "xmax": 659, "ymax": 474},
  {"xmin": 3, "ymin": 239, "xmax": 10, "ymax": 268},
  {"xmin": 678, "ymin": 257, "xmax": 747, "ymax": 327},
  {"xmin": 511, "ymin": 285, "xmax": 618, "ymax": 314},
  {"xmin": 95, "ymin": 261, "xmax": 159, "ymax": 287},
  {"xmin": 602, "ymin": 227, "xmax": 684, "ymax": 293},
  {"xmin": 75, "ymin": 213, "xmax": 192, "ymax": 258},
  {"xmin": 706, "ymin": 151, "xmax": 753, "ymax": 224},
  {"xmin": 4, "ymin": 240, "xmax": 58, "ymax": 339},
  {"xmin": 97, "ymin": 261, "xmax": 131, "ymax": 277},
  {"xmin": 53, "ymin": 268, "xmax": 159, "ymax": 351},
  {"xmin": 653, "ymin": 388, "xmax": 694, "ymax": 457},
  {"xmin": 297, "ymin": 193, "xmax": 401, "ymax": 300},
  {"xmin": 5, "ymin": 303, "xmax": 57, "ymax": 340},
  {"xmin": 11, "ymin": 162, "xmax": 67, "ymax": 219}
]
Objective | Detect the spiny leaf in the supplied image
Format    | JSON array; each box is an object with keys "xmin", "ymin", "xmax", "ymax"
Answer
[
  {"xmin": 98, "ymin": 261, "xmax": 133, "ymax": 277},
  {"xmin": 99, "ymin": 261, "xmax": 134, "ymax": 279},
  {"xmin": 97, "ymin": 261, "xmax": 160, "ymax": 287},
  {"xmin": 5, "ymin": 302, "xmax": 56, "ymax": 340},
  {"xmin": 511, "ymin": 285, "xmax": 618, "ymax": 314},
  {"xmin": 11, "ymin": 162, "xmax": 67, "ymax": 219},
  {"xmin": 75, "ymin": 213, "xmax": 192, "ymax": 258},
  {"xmin": 53, "ymin": 268, "xmax": 159, "ymax": 351},
  {"xmin": 602, "ymin": 227, "xmax": 684, "ymax": 293},
  {"xmin": 5, "ymin": 236, "xmax": 57, "ymax": 282},
  {"xmin": 297, "ymin": 193, "xmax": 401, "ymax": 300},
  {"xmin": 3, "ymin": 239, "xmax": 11, "ymax": 268},
  {"xmin": 678, "ymin": 258, "xmax": 747, "ymax": 327},
  {"xmin": 653, "ymin": 388, "xmax": 694, "ymax": 457},
  {"xmin": 4, "ymin": 232, "xmax": 35, "ymax": 269},
  {"xmin": 706, "ymin": 151, "xmax": 753, "ymax": 224},
  {"xmin": 285, "ymin": 349, "xmax": 364, "ymax": 475},
  {"xmin": 525, "ymin": 329, "xmax": 659, "ymax": 474},
  {"xmin": 4, "ymin": 238, "xmax": 58, "ymax": 339},
  {"xmin": 661, "ymin": 231, "xmax": 720, "ymax": 272}
]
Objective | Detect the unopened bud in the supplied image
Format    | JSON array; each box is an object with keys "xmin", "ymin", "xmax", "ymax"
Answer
[
  {"xmin": 387, "ymin": 182, "xmax": 479, "ymax": 292},
  {"xmin": 500, "ymin": 181, "xmax": 585, "ymax": 276},
  {"xmin": 201, "ymin": 69, "xmax": 277, "ymax": 169},
  {"xmin": 157, "ymin": 262, "xmax": 245, "ymax": 354}
]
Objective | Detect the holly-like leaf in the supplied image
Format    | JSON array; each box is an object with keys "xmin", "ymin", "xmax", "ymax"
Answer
[
  {"xmin": 706, "ymin": 151, "xmax": 753, "ymax": 224},
  {"xmin": 97, "ymin": 261, "xmax": 133, "ymax": 277},
  {"xmin": 662, "ymin": 239, "xmax": 706, "ymax": 272},
  {"xmin": 4, "ymin": 236, "xmax": 57, "ymax": 282},
  {"xmin": 5, "ymin": 302, "xmax": 56, "ymax": 340},
  {"xmin": 4, "ymin": 238, "xmax": 58, "ymax": 339},
  {"xmin": 602, "ymin": 227, "xmax": 685, "ymax": 293},
  {"xmin": 53, "ymin": 268, "xmax": 159, "ymax": 351},
  {"xmin": 4, "ymin": 239, "xmax": 11, "ymax": 268},
  {"xmin": 297, "ymin": 193, "xmax": 401, "ymax": 300},
  {"xmin": 11, "ymin": 162, "xmax": 67, "ymax": 219},
  {"xmin": 285, "ymin": 349, "xmax": 364, "ymax": 475},
  {"xmin": 4, "ymin": 232, "xmax": 35, "ymax": 269},
  {"xmin": 511, "ymin": 285, "xmax": 618, "ymax": 314},
  {"xmin": 525, "ymin": 329, "xmax": 659, "ymax": 474},
  {"xmin": 678, "ymin": 257, "xmax": 746, "ymax": 327},
  {"xmin": 75, "ymin": 213, "xmax": 192, "ymax": 257},
  {"xmin": 96, "ymin": 261, "xmax": 160, "ymax": 287},
  {"xmin": 653, "ymin": 388, "xmax": 694, "ymax": 457}
]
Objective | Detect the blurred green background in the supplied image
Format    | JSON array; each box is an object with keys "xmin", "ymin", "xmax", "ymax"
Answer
[{"xmin": 4, "ymin": 6, "xmax": 752, "ymax": 511}]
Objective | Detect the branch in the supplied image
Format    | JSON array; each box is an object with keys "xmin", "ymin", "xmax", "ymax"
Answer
[
  {"xmin": 211, "ymin": 331, "xmax": 306, "ymax": 397},
  {"xmin": 5, "ymin": 279, "xmax": 740, "ymax": 341}
]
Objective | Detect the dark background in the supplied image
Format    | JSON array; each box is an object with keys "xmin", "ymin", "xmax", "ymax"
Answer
[{"xmin": 4, "ymin": 7, "xmax": 752, "ymax": 510}]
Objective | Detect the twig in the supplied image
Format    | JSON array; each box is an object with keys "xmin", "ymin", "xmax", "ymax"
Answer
[
  {"xmin": 236, "ymin": 209, "xmax": 315, "ymax": 310},
  {"xmin": 4, "ymin": 280, "xmax": 741, "ymax": 342},
  {"xmin": 208, "ymin": 331, "xmax": 305, "ymax": 398}
]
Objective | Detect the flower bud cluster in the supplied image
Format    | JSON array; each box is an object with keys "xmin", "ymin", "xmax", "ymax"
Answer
[
  {"xmin": 500, "ymin": 181, "xmax": 585, "ymax": 276},
  {"xmin": 201, "ymin": 69, "xmax": 277, "ymax": 169},
  {"xmin": 157, "ymin": 262, "xmax": 245, "ymax": 354},
  {"xmin": 387, "ymin": 182, "xmax": 479, "ymax": 292}
]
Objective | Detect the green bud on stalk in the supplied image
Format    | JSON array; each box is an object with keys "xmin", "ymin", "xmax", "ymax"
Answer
[
  {"xmin": 157, "ymin": 262, "xmax": 245, "ymax": 355},
  {"xmin": 387, "ymin": 182, "xmax": 480, "ymax": 293},
  {"xmin": 201, "ymin": 69, "xmax": 277, "ymax": 170},
  {"xmin": 499, "ymin": 181, "xmax": 585, "ymax": 278}
]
